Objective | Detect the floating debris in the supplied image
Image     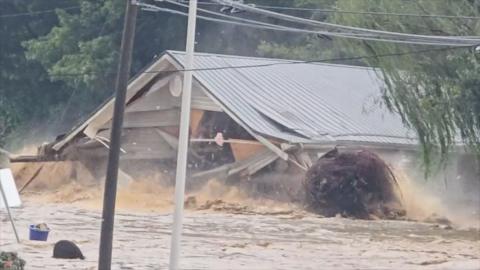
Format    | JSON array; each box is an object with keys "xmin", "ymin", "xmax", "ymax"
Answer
[
  {"xmin": 53, "ymin": 240, "xmax": 85, "ymax": 260},
  {"xmin": 34, "ymin": 223, "xmax": 49, "ymax": 231},
  {"xmin": 304, "ymin": 149, "xmax": 405, "ymax": 219}
]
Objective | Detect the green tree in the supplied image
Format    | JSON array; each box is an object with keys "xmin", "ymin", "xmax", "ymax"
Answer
[
  {"xmin": 10, "ymin": 0, "xmax": 478, "ymax": 169},
  {"xmin": 331, "ymin": 0, "xmax": 480, "ymax": 168},
  {"xmin": 23, "ymin": 0, "xmax": 125, "ymax": 119},
  {"xmin": 20, "ymin": 0, "xmax": 311, "ymax": 135},
  {"xmin": 0, "ymin": 0, "xmax": 74, "ymax": 146},
  {"xmin": 258, "ymin": 0, "xmax": 480, "ymax": 168},
  {"xmin": 257, "ymin": 0, "xmax": 340, "ymax": 60}
]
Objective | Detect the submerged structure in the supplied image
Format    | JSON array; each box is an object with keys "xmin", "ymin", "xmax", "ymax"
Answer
[{"xmin": 13, "ymin": 51, "xmax": 478, "ymax": 205}]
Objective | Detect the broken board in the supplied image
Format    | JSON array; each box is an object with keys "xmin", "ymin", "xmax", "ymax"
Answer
[{"xmin": 0, "ymin": 168, "xmax": 22, "ymax": 208}]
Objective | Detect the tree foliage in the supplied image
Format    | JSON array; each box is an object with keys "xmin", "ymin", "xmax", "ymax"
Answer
[
  {"xmin": 0, "ymin": 0, "xmax": 74, "ymax": 146},
  {"xmin": 0, "ymin": 0, "xmax": 307, "ymax": 148},
  {"xmin": 258, "ymin": 0, "xmax": 480, "ymax": 168},
  {"xmin": 332, "ymin": 0, "xmax": 480, "ymax": 167},
  {"xmin": 1, "ymin": 0, "xmax": 479, "ymax": 170}
]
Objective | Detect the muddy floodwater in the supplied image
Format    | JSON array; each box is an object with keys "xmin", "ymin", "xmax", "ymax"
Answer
[{"xmin": 1, "ymin": 198, "xmax": 479, "ymax": 270}]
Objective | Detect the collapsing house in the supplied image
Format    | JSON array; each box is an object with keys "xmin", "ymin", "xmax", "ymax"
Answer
[
  {"xmin": 11, "ymin": 50, "xmax": 479, "ymax": 215},
  {"xmin": 18, "ymin": 51, "xmax": 438, "ymax": 186},
  {"xmin": 28, "ymin": 50, "xmax": 422, "ymax": 183}
]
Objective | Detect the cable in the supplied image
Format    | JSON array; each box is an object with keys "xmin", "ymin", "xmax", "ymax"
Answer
[
  {"xmin": 165, "ymin": 0, "xmax": 390, "ymax": 37},
  {"xmin": 149, "ymin": 45, "xmax": 477, "ymax": 73},
  {"xmin": 159, "ymin": 0, "xmax": 479, "ymax": 44},
  {"xmin": 164, "ymin": 0, "xmax": 301, "ymax": 29},
  {"xmin": 214, "ymin": 0, "xmax": 480, "ymax": 45},
  {"xmin": 166, "ymin": 0, "xmax": 478, "ymax": 46},
  {"xmin": 259, "ymin": 7, "xmax": 480, "ymax": 20},
  {"xmin": 220, "ymin": 0, "xmax": 480, "ymax": 43},
  {"xmin": 184, "ymin": 1, "xmax": 480, "ymax": 20},
  {"xmin": 0, "ymin": 6, "xmax": 80, "ymax": 18},
  {"xmin": 140, "ymin": 3, "xmax": 476, "ymax": 46},
  {"xmin": 162, "ymin": 1, "xmax": 377, "ymax": 36},
  {"xmin": 173, "ymin": 1, "xmax": 480, "ymax": 46},
  {"xmin": 142, "ymin": 3, "xmax": 454, "ymax": 46},
  {"xmin": 47, "ymin": 44, "xmax": 477, "ymax": 77},
  {"xmin": 161, "ymin": 1, "xmax": 293, "ymax": 29}
]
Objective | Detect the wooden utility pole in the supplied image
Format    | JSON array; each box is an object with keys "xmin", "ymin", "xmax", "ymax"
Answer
[{"xmin": 98, "ymin": 0, "xmax": 137, "ymax": 269}]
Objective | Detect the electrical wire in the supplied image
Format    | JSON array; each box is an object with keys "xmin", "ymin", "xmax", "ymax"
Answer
[
  {"xmin": 141, "ymin": 3, "xmax": 477, "ymax": 46},
  {"xmin": 164, "ymin": 0, "xmax": 301, "ymax": 29},
  {"xmin": 0, "ymin": 6, "xmax": 80, "ymax": 18},
  {"xmin": 157, "ymin": 1, "xmax": 480, "ymax": 45},
  {"xmin": 183, "ymin": 1, "xmax": 480, "ymax": 20},
  {"xmin": 214, "ymin": 0, "xmax": 480, "ymax": 45},
  {"xmin": 3, "ymin": 2, "xmax": 476, "ymax": 46},
  {"xmin": 47, "ymin": 44, "xmax": 477, "ymax": 77},
  {"xmin": 180, "ymin": 1, "xmax": 480, "ymax": 45},
  {"xmin": 164, "ymin": 0, "xmax": 388, "ymax": 37},
  {"xmin": 162, "ymin": 1, "xmax": 379, "ymax": 36}
]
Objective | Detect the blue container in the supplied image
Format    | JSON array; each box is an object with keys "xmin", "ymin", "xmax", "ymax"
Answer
[{"xmin": 29, "ymin": 225, "xmax": 50, "ymax": 241}]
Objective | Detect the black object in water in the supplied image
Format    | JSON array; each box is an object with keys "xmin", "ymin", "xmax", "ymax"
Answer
[{"xmin": 53, "ymin": 240, "xmax": 85, "ymax": 260}]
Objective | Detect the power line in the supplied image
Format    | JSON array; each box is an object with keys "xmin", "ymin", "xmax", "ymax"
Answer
[
  {"xmin": 162, "ymin": 0, "xmax": 479, "ymax": 46},
  {"xmin": 185, "ymin": 1, "xmax": 480, "ymax": 20},
  {"xmin": 187, "ymin": 2, "xmax": 480, "ymax": 45},
  {"xmin": 48, "ymin": 44, "xmax": 477, "ymax": 78},
  {"xmin": 222, "ymin": 0, "xmax": 480, "ymax": 43},
  {"xmin": 213, "ymin": 0, "xmax": 480, "ymax": 45},
  {"xmin": 166, "ymin": 0, "xmax": 375, "ymax": 34},
  {"xmin": 141, "ymin": 3, "xmax": 447, "ymax": 45},
  {"xmin": 149, "ymin": 1, "xmax": 281, "ymax": 29},
  {"xmin": 0, "ymin": 6, "xmax": 80, "ymax": 18},
  {"xmin": 141, "ymin": 3, "xmax": 477, "ymax": 46},
  {"xmin": 260, "ymin": 7, "xmax": 480, "ymax": 20},
  {"xmin": 161, "ymin": 1, "xmax": 373, "ymax": 36},
  {"xmin": 147, "ymin": 45, "xmax": 478, "ymax": 72}
]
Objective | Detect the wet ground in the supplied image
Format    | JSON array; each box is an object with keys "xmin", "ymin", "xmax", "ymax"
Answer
[{"xmin": 1, "ymin": 200, "xmax": 479, "ymax": 270}]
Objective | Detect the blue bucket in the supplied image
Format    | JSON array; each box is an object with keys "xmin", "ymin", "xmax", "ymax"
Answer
[{"xmin": 29, "ymin": 225, "xmax": 50, "ymax": 241}]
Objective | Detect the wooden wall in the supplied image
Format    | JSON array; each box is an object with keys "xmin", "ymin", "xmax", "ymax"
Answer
[{"xmin": 81, "ymin": 76, "xmax": 222, "ymax": 161}]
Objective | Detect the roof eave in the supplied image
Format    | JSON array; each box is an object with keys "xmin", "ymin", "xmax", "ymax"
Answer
[{"xmin": 52, "ymin": 52, "xmax": 175, "ymax": 151}]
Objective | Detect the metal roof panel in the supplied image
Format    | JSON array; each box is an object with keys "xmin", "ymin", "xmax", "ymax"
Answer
[{"xmin": 168, "ymin": 51, "xmax": 416, "ymax": 146}]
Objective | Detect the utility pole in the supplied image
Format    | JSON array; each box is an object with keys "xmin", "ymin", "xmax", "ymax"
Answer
[
  {"xmin": 98, "ymin": 1, "xmax": 137, "ymax": 269},
  {"xmin": 169, "ymin": 0, "xmax": 198, "ymax": 269}
]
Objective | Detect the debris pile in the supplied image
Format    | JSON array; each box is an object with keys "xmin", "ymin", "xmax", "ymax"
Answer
[{"xmin": 304, "ymin": 149, "xmax": 405, "ymax": 219}]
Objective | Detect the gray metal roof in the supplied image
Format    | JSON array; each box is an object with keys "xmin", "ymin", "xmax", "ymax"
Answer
[{"xmin": 167, "ymin": 51, "xmax": 417, "ymax": 146}]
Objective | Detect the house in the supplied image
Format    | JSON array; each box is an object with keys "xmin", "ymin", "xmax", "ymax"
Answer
[
  {"xmin": 26, "ymin": 51, "xmax": 424, "ymax": 180},
  {"xmin": 11, "ymin": 51, "xmax": 479, "ymax": 212}
]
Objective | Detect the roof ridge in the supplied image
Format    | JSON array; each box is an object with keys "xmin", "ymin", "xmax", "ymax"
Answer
[{"xmin": 165, "ymin": 50, "xmax": 378, "ymax": 71}]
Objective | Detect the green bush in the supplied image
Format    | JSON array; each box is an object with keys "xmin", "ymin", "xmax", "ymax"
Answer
[{"xmin": 0, "ymin": 252, "xmax": 26, "ymax": 270}]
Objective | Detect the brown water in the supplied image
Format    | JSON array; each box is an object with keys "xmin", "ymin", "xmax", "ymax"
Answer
[
  {"xmin": 1, "ymin": 198, "xmax": 479, "ymax": 270},
  {"xmin": 3, "ymin": 161, "xmax": 479, "ymax": 269}
]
